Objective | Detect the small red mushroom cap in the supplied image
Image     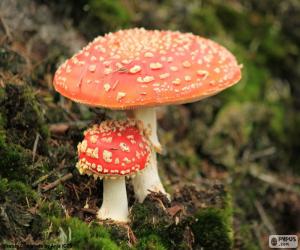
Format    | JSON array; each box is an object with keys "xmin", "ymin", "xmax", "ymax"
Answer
[
  {"xmin": 54, "ymin": 28, "xmax": 242, "ymax": 109},
  {"xmin": 76, "ymin": 119, "xmax": 151, "ymax": 178}
]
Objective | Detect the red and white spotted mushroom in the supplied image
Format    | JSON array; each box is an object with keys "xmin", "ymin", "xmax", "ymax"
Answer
[
  {"xmin": 54, "ymin": 28, "xmax": 242, "ymax": 202},
  {"xmin": 76, "ymin": 119, "xmax": 151, "ymax": 222}
]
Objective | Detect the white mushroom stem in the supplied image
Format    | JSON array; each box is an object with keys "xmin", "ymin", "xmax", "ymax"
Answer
[
  {"xmin": 128, "ymin": 107, "xmax": 169, "ymax": 203},
  {"xmin": 132, "ymin": 147, "xmax": 168, "ymax": 202},
  {"xmin": 132, "ymin": 108, "xmax": 162, "ymax": 152},
  {"xmin": 97, "ymin": 177, "xmax": 129, "ymax": 222}
]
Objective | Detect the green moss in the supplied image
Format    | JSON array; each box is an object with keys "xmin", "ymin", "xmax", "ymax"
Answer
[
  {"xmin": 0, "ymin": 177, "xmax": 9, "ymax": 200},
  {"xmin": 67, "ymin": 218, "xmax": 90, "ymax": 247},
  {"xmin": 31, "ymin": 199, "xmax": 65, "ymax": 241},
  {"xmin": 130, "ymin": 201, "xmax": 170, "ymax": 237},
  {"xmin": 90, "ymin": 222, "xmax": 110, "ymax": 239},
  {"xmin": 3, "ymin": 83, "xmax": 49, "ymax": 154},
  {"xmin": 192, "ymin": 208, "xmax": 232, "ymax": 250},
  {"xmin": 136, "ymin": 234, "xmax": 167, "ymax": 250},
  {"xmin": 185, "ymin": 185, "xmax": 234, "ymax": 250},
  {"xmin": 0, "ymin": 178, "xmax": 37, "ymax": 204},
  {"xmin": 0, "ymin": 179, "xmax": 38, "ymax": 239},
  {"xmin": 6, "ymin": 180, "xmax": 38, "ymax": 204},
  {"xmin": 131, "ymin": 194, "xmax": 197, "ymax": 249},
  {"xmin": 131, "ymin": 203, "xmax": 153, "ymax": 235},
  {"xmin": 89, "ymin": 238, "xmax": 120, "ymax": 250},
  {"xmin": 104, "ymin": 223, "xmax": 129, "ymax": 245},
  {"xmin": 39, "ymin": 200, "xmax": 64, "ymax": 218},
  {"xmin": 131, "ymin": 186, "xmax": 233, "ymax": 249},
  {"xmin": 0, "ymin": 83, "xmax": 50, "ymax": 182},
  {"xmin": 0, "ymin": 138, "xmax": 32, "ymax": 181},
  {"xmin": 0, "ymin": 137, "xmax": 50, "ymax": 183},
  {"xmin": 49, "ymin": 217, "xmax": 120, "ymax": 250}
]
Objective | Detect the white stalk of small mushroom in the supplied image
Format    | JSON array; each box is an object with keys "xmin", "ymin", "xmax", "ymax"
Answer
[
  {"xmin": 127, "ymin": 107, "xmax": 169, "ymax": 202},
  {"xmin": 77, "ymin": 153, "xmax": 129, "ymax": 222},
  {"xmin": 97, "ymin": 177, "xmax": 129, "ymax": 222}
]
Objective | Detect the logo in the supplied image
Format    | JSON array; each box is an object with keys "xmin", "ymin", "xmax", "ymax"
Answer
[{"xmin": 269, "ymin": 235, "xmax": 298, "ymax": 248}]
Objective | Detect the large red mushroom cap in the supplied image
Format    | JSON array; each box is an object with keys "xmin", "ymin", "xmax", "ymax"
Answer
[
  {"xmin": 54, "ymin": 28, "xmax": 241, "ymax": 109},
  {"xmin": 76, "ymin": 119, "xmax": 151, "ymax": 178}
]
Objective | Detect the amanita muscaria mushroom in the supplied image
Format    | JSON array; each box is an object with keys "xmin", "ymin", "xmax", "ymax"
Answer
[
  {"xmin": 54, "ymin": 28, "xmax": 241, "ymax": 202},
  {"xmin": 76, "ymin": 119, "xmax": 151, "ymax": 222}
]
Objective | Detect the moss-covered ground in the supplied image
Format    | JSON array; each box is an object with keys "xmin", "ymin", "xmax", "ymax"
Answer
[{"xmin": 0, "ymin": 0, "xmax": 299, "ymax": 249}]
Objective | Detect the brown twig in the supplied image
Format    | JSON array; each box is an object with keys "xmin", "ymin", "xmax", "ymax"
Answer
[
  {"xmin": 126, "ymin": 225, "xmax": 137, "ymax": 246},
  {"xmin": 254, "ymin": 200, "xmax": 276, "ymax": 234},
  {"xmin": 32, "ymin": 132, "xmax": 40, "ymax": 162},
  {"xmin": 72, "ymin": 184, "xmax": 80, "ymax": 201},
  {"xmin": 166, "ymin": 204, "xmax": 183, "ymax": 217},
  {"xmin": 81, "ymin": 208, "xmax": 97, "ymax": 215},
  {"xmin": 32, "ymin": 164, "xmax": 70, "ymax": 187},
  {"xmin": 41, "ymin": 173, "xmax": 73, "ymax": 192}
]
